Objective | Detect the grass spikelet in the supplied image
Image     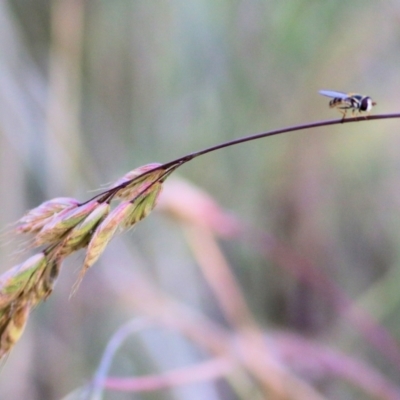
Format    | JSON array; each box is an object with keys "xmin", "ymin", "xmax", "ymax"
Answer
[
  {"xmin": 110, "ymin": 163, "xmax": 162, "ymax": 189},
  {"xmin": 0, "ymin": 253, "xmax": 47, "ymax": 308},
  {"xmin": 0, "ymin": 300, "xmax": 31, "ymax": 359},
  {"xmin": 48, "ymin": 203, "xmax": 111, "ymax": 261},
  {"xmin": 34, "ymin": 200, "xmax": 98, "ymax": 246},
  {"xmin": 122, "ymin": 182, "xmax": 163, "ymax": 228},
  {"xmin": 16, "ymin": 197, "xmax": 79, "ymax": 234},
  {"xmin": 71, "ymin": 202, "xmax": 135, "ymax": 295},
  {"xmin": 34, "ymin": 258, "xmax": 62, "ymax": 300},
  {"xmin": 111, "ymin": 163, "xmax": 164, "ymax": 200},
  {"xmin": 62, "ymin": 202, "xmax": 111, "ymax": 253}
]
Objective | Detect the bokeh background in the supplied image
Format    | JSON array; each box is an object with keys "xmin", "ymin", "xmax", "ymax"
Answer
[{"xmin": 1, "ymin": 1, "xmax": 400, "ymax": 399}]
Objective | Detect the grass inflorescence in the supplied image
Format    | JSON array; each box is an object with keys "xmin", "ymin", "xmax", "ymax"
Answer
[{"xmin": 0, "ymin": 113, "xmax": 399, "ymax": 359}]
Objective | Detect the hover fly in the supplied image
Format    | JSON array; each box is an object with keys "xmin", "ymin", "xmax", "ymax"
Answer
[{"xmin": 319, "ymin": 90, "xmax": 376, "ymax": 121}]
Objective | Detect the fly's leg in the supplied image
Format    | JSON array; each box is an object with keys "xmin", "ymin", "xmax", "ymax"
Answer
[{"xmin": 340, "ymin": 109, "xmax": 347, "ymax": 123}]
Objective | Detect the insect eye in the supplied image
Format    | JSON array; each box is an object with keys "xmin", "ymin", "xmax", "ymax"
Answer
[{"xmin": 360, "ymin": 97, "xmax": 370, "ymax": 111}]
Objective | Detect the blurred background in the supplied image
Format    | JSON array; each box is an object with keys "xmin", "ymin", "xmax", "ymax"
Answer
[{"xmin": 1, "ymin": 1, "xmax": 400, "ymax": 399}]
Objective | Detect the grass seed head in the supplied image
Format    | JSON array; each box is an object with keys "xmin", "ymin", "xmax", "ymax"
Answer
[
  {"xmin": 122, "ymin": 182, "xmax": 163, "ymax": 228},
  {"xmin": 71, "ymin": 202, "xmax": 135, "ymax": 295},
  {"xmin": 34, "ymin": 200, "xmax": 99, "ymax": 246},
  {"xmin": 110, "ymin": 163, "xmax": 162, "ymax": 189},
  {"xmin": 34, "ymin": 258, "xmax": 62, "ymax": 300},
  {"xmin": 0, "ymin": 300, "xmax": 31, "ymax": 359},
  {"xmin": 16, "ymin": 197, "xmax": 79, "ymax": 234},
  {"xmin": 62, "ymin": 202, "xmax": 111, "ymax": 252},
  {"xmin": 111, "ymin": 163, "xmax": 164, "ymax": 200},
  {"xmin": 0, "ymin": 161, "xmax": 175, "ymax": 353},
  {"xmin": 83, "ymin": 202, "xmax": 134, "ymax": 268},
  {"xmin": 0, "ymin": 253, "xmax": 47, "ymax": 308}
]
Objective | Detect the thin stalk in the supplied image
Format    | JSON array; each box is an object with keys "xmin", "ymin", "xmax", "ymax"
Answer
[
  {"xmin": 166, "ymin": 113, "xmax": 400, "ymax": 167},
  {"xmin": 88, "ymin": 113, "xmax": 400, "ymax": 203}
]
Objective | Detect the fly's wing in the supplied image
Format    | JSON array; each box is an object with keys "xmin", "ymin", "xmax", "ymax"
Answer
[{"xmin": 318, "ymin": 90, "xmax": 348, "ymax": 99}]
